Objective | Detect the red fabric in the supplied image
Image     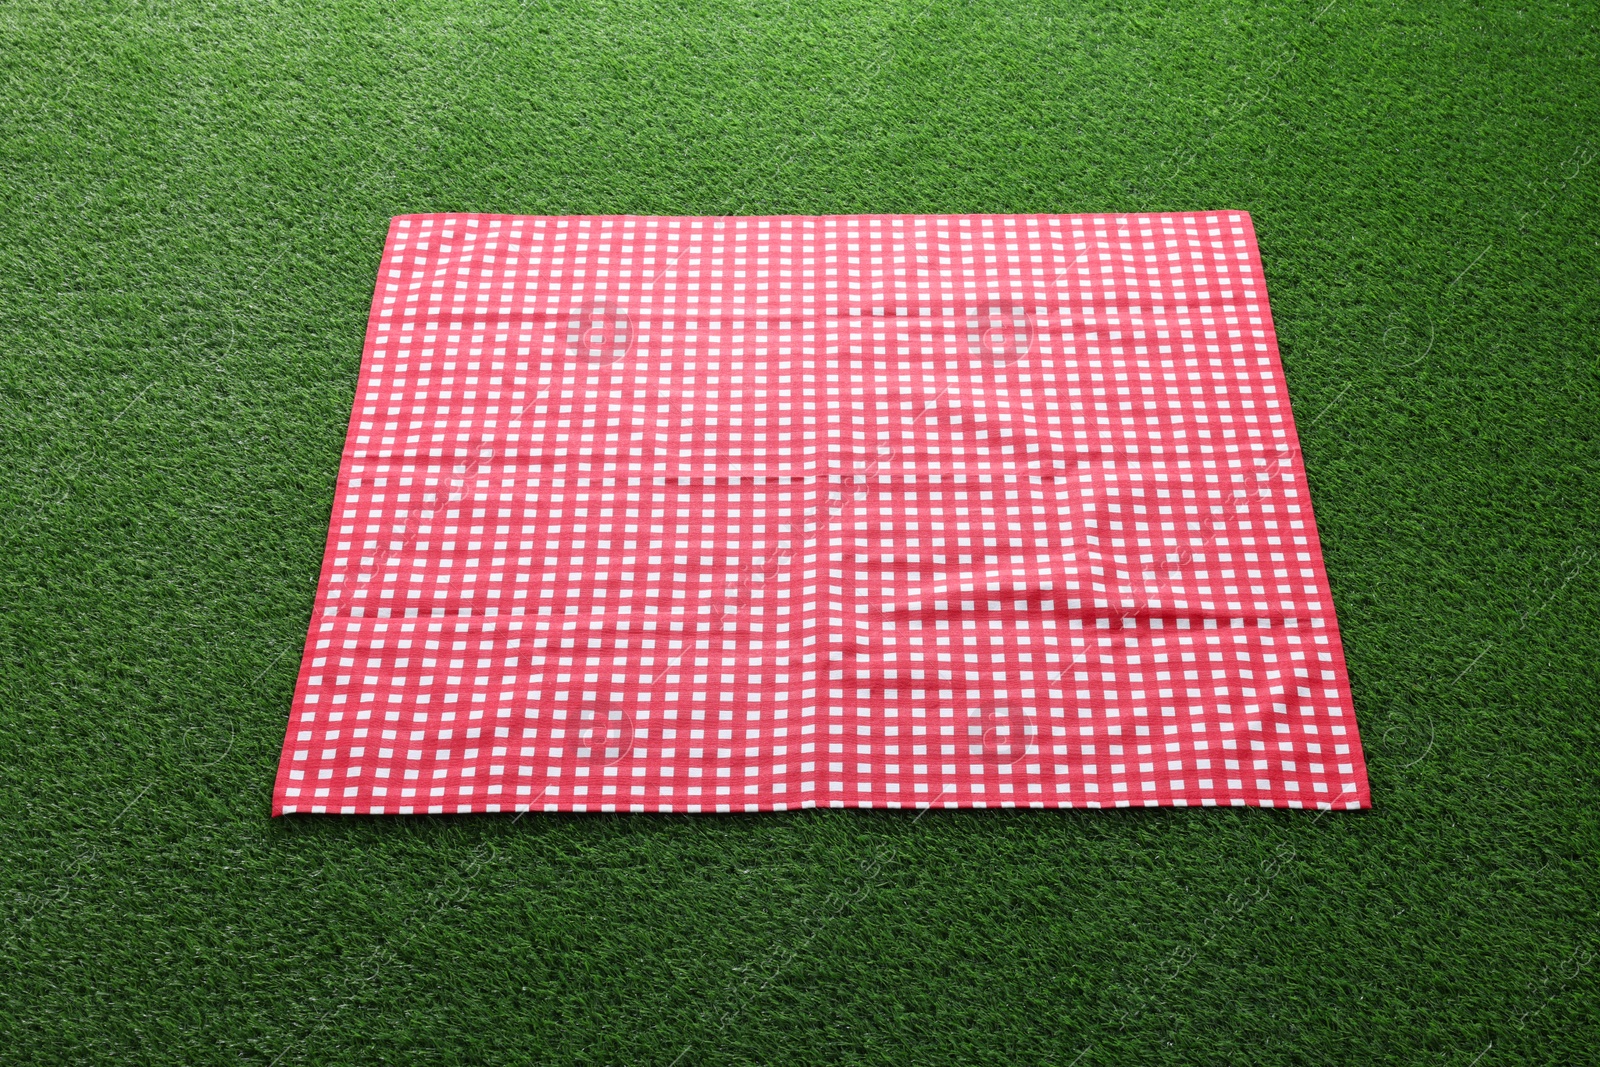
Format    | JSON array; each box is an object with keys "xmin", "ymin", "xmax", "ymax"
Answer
[{"xmin": 272, "ymin": 212, "xmax": 1370, "ymax": 815}]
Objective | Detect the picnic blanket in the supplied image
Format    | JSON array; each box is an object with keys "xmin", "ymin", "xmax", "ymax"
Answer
[{"xmin": 272, "ymin": 212, "xmax": 1371, "ymax": 814}]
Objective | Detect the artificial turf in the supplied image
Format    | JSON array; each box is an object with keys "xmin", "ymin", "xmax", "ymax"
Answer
[{"xmin": 2, "ymin": 0, "xmax": 1597, "ymax": 1062}]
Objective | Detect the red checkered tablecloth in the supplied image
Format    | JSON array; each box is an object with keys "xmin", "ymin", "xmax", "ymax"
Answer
[{"xmin": 272, "ymin": 212, "xmax": 1370, "ymax": 815}]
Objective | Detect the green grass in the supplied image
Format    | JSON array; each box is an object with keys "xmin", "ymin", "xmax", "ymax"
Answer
[{"xmin": 2, "ymin": 0, "xmax": 1597, "ymax": 1062}]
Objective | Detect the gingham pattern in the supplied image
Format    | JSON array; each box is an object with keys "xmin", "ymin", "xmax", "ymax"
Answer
[{"xmin": 272, "ymin": 212, "xmax": 1370, "ymax": 815}]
